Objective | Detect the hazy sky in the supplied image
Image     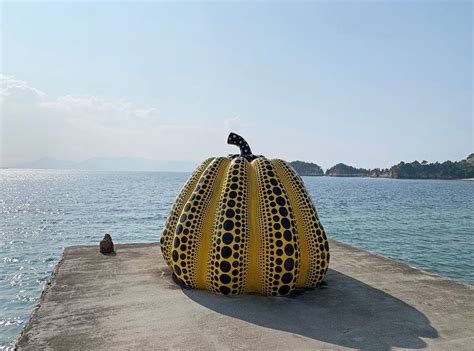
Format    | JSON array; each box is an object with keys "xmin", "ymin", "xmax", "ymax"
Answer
[{"xmin": 1, "ymin": 1, "xmax": 472, "ymax": 169}]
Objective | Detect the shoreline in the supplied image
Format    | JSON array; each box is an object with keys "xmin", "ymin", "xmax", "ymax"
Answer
[{"xmin": 299, "ymin": 174, "xmax": 474, "ymax": 181}]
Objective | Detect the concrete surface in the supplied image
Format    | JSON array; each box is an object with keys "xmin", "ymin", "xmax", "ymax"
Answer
[{"xmin": 16, "ymin": 240, "xmax": 473, "ymax": 350}]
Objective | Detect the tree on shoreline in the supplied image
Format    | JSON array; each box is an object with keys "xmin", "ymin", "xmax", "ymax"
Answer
[{"xmin": 292, "ymin": 154, "xmax": 474, "ymax": 179}]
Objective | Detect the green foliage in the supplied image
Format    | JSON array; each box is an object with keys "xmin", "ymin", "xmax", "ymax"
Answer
[
  {"xmin": 325, "ymin": 163, "xmax": 371, "ymax": 177},
  {"xmin": 289, "ymin": 161, "xmax": 324, "ymax": 176},
  {"xmin": 292, "ymin": 154, "xmax": 474, "ymax": 179},
  {"xmin": 389, "ymin": 155, "xmax": 474, "ymax": 179}
]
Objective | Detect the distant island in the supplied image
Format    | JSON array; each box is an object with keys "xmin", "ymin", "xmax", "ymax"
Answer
[
  {"xmin": 288, "ymin": 161, "xmax": 324, "ymax": 176},
  {"xmin": 290, "ymin": 154, "xmax": 474, "ymax": 180}
]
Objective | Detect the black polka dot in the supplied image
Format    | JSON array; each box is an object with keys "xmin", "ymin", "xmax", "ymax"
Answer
[
  {"xmin": 221, "ymin": 246, "xmax": 232, "ymax": 258},
  {"xmin": 276, "ymin": 197, "xmax": 286, "ymax": 206},
  {"xmin": 285, "ymin": 244, "xmax": 294, "ymax": 255},
  {"xmin": 220, "ymin": 286, "xmax": 231, "ymax": 295},
  {"xmin": 282, "ymin": 273, "xmax": 293, "ymax": 284},
  {"xmin": 284, "ymin": 258, "xmax": 294, "ymax": 270},
  {"xmin": 278, "ymin": 285, "xmax": 290, "ymax": 295},
  {"xmin": 225, "ymin": 209, "xmax": 235, "ymax": 218},
  {"xmin": 279, "ymin": 207, "xmax": 288, "ymax": 216},
  {"xmin": 220, "ymin": 261, "xmax": 231, "ymax": 272},
  {"xmin": 223, "ymin": 220, "xmax": 234, "ymax": 231},
  {"xmin": 220, "ymin": 274, "xmax": 231, "ymax": 284},
  {"xmin": 281, "ymin": 218, "xmax": 291, "ymax": 229},
  {"xmin": 222, "ymin": 232, "xmax": 234, "ymax": 245},
  {"xmin": 174, "ymin": 265, "xmax": 181, "ymax": 275},
  {"xmin": 172, "ymin": 250, "xmax": 179, "ymax": 262}
]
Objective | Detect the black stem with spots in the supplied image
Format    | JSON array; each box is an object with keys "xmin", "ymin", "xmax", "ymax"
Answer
[{"xmin": 227, "ymin": 132, "xmax": 254, "ymax": 157}]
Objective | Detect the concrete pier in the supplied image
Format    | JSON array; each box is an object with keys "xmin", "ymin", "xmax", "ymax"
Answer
[{"xmin": 16, "ymin": 240, "xmax": 473, "ymax": 350}]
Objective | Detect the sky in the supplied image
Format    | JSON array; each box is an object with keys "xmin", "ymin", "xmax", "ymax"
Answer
[{"xmin": 1, "ymin": 1, "xmax": 472, "ymax": 170}]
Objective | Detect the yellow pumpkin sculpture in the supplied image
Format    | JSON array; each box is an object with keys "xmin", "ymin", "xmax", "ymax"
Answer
[{"xmin": 160, "ymin": 133, "xmax": 329, "ymax": 296}]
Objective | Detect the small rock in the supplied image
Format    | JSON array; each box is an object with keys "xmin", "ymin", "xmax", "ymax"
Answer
[{"xmin": 100, "ymin": 234, "xmax": 114, "ymax": 254}]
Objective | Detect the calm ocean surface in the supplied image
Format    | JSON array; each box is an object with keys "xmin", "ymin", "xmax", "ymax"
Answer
[{"xmin": 1, "ymin": 169, "xmax": 473, "ymax": 347}]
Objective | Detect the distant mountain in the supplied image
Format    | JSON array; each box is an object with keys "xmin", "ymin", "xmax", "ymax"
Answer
[
  {"xmin": 11, "ymin": 157, "xmax": 196, "ymax": 172},
  {"xmin": 13, "ymin": 157, "xmax": 78, "ymax": 170},
  {"xmin": 289, "ymin": 161, "xmax": 324, "ymax": 176}
]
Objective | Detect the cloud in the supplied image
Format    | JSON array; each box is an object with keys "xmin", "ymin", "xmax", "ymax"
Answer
[
  {"xmin": 40, "ymin": 95, "xmax": 160, "ymax": 126},
  {"xmin": 0, "ymin": 74, "xmax": 46, "ymax": 102},
  {"xmin": 0, "ymin": 75, "xmax": 166, "ymax": 165},
  {"xmin": 0, "ymin": 74, "xmax": 237, "ymax": 165},
  {"xmin": 0, "ymin": 75, "xmax": 160, "ymax": 127}
]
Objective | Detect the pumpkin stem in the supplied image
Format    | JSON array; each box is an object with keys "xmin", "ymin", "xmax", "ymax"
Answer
[{"xmin": 227, "ymin": 132, "xmax": 253, "ymax": 157}]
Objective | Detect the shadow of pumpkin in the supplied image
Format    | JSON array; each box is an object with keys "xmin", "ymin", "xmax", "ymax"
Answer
[{"xmin": 183, "ymin": 268, "xmax": 438, "ymax": 351}]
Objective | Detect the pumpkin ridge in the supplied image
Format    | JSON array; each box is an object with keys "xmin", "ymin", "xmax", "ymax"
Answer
[
  {"xmin": 207, "ymin": 157, "xmax": 250, "ymax": 295},
  {"xmin": 171, "ymin": 157, "xmax": 228, "ymax": 288},
  {"xmin": 247, "ymin": 160, "xmax": 263, "ymax": 294},
  {"xmin": 272, "ymin": 159, "xmax": 311, "ymax": 287},
  {"xmin": 272, "ymin": 159, "xmax": 330, "ymax": 287},
  {"xmin": 160, "ymin": 158, "xmax": 214, "ymax": 267},
  {"xmin": 194, "ymin": 157, "xmax": 231, "ymax": 289},
  {"xmin": 253, "ymin": 157, "xmax": 301, "ymax": 296}
]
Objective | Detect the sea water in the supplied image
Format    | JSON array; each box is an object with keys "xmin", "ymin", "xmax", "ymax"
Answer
[{"xmin": 1, "ymin": 169, "xmax": 473, "ymax": 348}]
